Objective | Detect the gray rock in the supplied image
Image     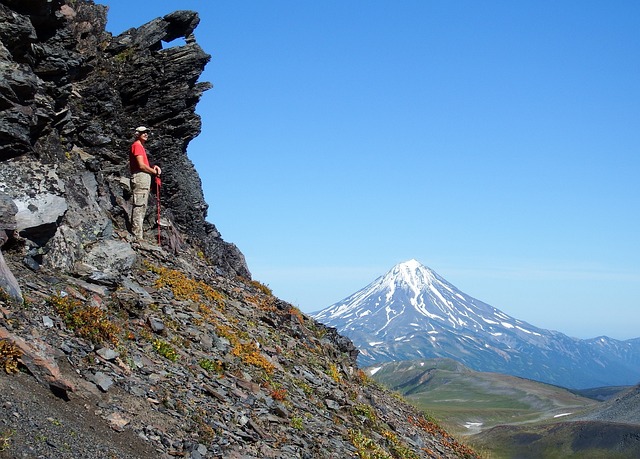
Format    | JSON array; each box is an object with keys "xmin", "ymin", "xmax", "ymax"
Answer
[
  {"xmin": 0, "ymin": 193, "xmax": 17, "ymax": 231},
  {"xmin": 96, "ymin": 347, "xmax": 120, "ymax": 361},
  {"xmin": 80, "ymin": 239, "xmax": 137, "ymax": 282},
  {"xmin": 121, "ymin": 277, "xmax": 154, "ymax": 304},
  {"xmin": 0, "ymin": 250, "xmax": 22, "ymax": 304},
  {"xmin": 148, "ymin": 317, "xmax": 165, "ymax": 333},
  {"xmin": 0, "ymin": 1, "xmax": 250, "ymax": 280},
  {"xmin": 13, "ymin": 193, "xmax": 68, "ymax": 233},
  {"xmin": 325, "ymin": 399, "xmax": 340, "ymax": 411},
  {"xmin": 90, "ymin": 371, "xmax": 114, "ymax": 392}
]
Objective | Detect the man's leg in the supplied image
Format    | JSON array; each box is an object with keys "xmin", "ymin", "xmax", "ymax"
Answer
[{"xmin": 131, "ymin": 173, "xmax": 151, "ymax": 240}]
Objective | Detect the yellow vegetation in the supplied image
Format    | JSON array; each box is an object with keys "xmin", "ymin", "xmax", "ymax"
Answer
[
  {"xmin": 0, "ymin": 340, "xmax": 21, "ymax": 374},
  {"xmin": 328, "ymin": 363, "xmax": 342, "ymax": 383},
  {"xmin": 231, "ymin": 341, "xmax": 275, "ymax": 374},
  {"xmin": 409, "ymin": 416, "xmax": 479, "ymax": 458},
  {"xmin": 148, "ymin": 264, "xmax": 225, "ymax": 308},
  {"xmin": 0, "ymin": 429, "xmax": 14, "ymax": 452},
  {"xmin": 48, "ymin": 294, "xmax": 120, "ymax": 345},
  {"xmin": 152, "ymin": 339, "xmax": 179, "ymax": 362}
]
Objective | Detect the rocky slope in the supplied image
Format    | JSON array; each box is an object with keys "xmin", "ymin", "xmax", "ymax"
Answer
[
  {"xmin": 0, "ymin": 245, "xmax": 478, "ymax": 458},
  {"xmin": 0, "ymin": 1, "xmax": 479, "ymax": 458},
  {"xmin": 575, "ymin": 384, "xmax": 640, "ymax": 425}
]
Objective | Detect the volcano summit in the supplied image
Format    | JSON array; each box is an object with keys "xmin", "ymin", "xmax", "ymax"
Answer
[{"xmin": 313, "ymin": 260, "xmax": 640, "ymax": 389}]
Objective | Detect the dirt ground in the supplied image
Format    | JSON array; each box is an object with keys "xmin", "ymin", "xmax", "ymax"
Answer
[{"xmin": 0, "ymin": 371, "xmax": 159, "ymax": 459}]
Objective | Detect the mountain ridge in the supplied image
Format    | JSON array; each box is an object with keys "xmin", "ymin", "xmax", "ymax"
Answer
[{"xmin": 314, "ymin": 259, "xmax": 640, "ymax": 389}]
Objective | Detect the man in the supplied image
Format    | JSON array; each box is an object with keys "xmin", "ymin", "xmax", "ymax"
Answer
[{"xmin": 129, "ymin": 126, "xmax": 161, "ymax": 240}]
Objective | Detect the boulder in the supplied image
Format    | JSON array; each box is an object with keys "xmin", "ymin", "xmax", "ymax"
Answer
[
  {"xmin": 0, "ymin": 326, "xmax": 74, "ymax": 393},
  {"xmin": 78, "ymin": 239, "xmax": 137, "ymax": 285},
  {"xmin": 14, "ymin": 193, "xmax": 68, "ymax": 233},
  {"xmin": 0, "ymin": 192, "xmax": 21, "ymax": 303}
]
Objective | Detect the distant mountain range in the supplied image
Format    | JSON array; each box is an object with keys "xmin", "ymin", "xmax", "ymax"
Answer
[{"xmin": 313, "ymin": 259, "xmax": 640, "ymax": 389}]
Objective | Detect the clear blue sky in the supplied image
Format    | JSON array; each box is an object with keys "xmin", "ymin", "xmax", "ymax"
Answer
[{"xmin": 104, "ymin": 1, "xmax": 639, "ymax": 340}]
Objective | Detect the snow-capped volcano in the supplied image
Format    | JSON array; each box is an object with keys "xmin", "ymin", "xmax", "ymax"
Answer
[
  {"xmin": 313, "ymin": 260, "xmax": 640, "ymax": 389},
  {"xmin": 316, "ymin": 259, "xmax": 530, "ymax": 338}
]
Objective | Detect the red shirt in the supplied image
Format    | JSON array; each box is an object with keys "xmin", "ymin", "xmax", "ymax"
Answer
[{"xmin": 129, "ymin": 140, "xmax": 150, "ymax": 174}]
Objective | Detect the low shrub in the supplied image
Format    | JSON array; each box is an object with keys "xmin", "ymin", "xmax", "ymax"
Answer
[
  {"xmin": 0, "ymin": 340, "xmax": 21, "ymax": 374},
  {"xmin": 48, "ymin": 294, "xmax": 120, "ymax": 345}
]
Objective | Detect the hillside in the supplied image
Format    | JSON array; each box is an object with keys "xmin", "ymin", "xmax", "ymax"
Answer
[
  {"xmin": 369, "ymin": 359, "xmax": 640, "ymax": 458},
  {"xmin": 471, "ymin": 421, "xmax": 640, "ymax": 459},
  {"xmin": 0, "ymin": 244, "xmax": 479, "ymax": 458},
  {"xmin": 0, "ymin": 1, "xmax": 480, "ymax": 458},
  {"xmin": 367, "ymin": 358, "xmax": 597, "ymax": 435},
  {"xmin": 574, "ymin": 384, "xmax": 640, "ymax": 425},
  {"xmin": 471, "ymin": 385, "xmax": 640, "ymax": 459}
]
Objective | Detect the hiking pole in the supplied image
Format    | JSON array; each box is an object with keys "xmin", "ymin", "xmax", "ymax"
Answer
[{"xmin": 155, "ymin": 175, "xmax": 162, "ymax": 245}]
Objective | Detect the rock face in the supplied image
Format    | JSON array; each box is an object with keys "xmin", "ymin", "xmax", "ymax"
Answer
[{"xmin": 0, "ymin": 0, "xmax": 249, "ymax": 281}]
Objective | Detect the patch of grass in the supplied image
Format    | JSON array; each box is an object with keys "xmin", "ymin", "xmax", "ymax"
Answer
[
  {"xmin": 198, "ymin": 358, "xmax": 223, "ymax": 374},
  {"xmin": 238, "ymin": 276, "xmax": 273, "ymax": 296},
  {"xmin": 294, "ymin": 378, "xmax": 314, "ymax": 397},
  {"xmin": 249, "ymin": 279, "xmax": 273, "ymax": 296},
  {"xmin": 247, "ymin": 294, "xmax": 278, "ymax": 312},
  {"xmin": 269, "ymin": 385, "xmax": 287, "ymax": 401},
  {"xmin": 288, "ymin": 306, "xmax": 305, "ymax": 323},
  {"xmin": 0, "ymin": 429, "xmax": 14, "ymax": 452},
  {"xmin": 381, "ymin": 431, "xmax": 420, "ymax": 459},
  {"xmin": 152, "ymin": 339, "xmax": 179, "ymax": 362},
  {"xmin": 192, "ymin": 407, "xmax": 216, "ymax": 444},
  {"xmin": 291, "ymin": 416, "xmax": 304, "ymax": 430},
  {"xmin": 353, "ymin": 404, "xmax": 378, "ymax": 424},
  {"xmin": 356, "ymin": 369, "xmax": 377, "ymax": 387},
  {"xmin": 214, "ymin": 322, "xmax": 275, "ymax": 374},
  {"xmin": 231, "ymin": 341, "xmax": 275, "ymax": 374},
  {"xmin": 48, "ymin": 294, "xmax": 120, "ymax": 345},
  {"xmin": 114, "ymin": 47, "xmax": 135, "ymax": 63},
  {"xmin": 409, "ymin": 415, "xmax": 480, "ymax": 459},
  {"xmin": 47, "ymin": 418, "xmax": 62, "ymax": 426},
  {"xmin": 0, "ymin": 340, "xmax": 21, "ymax": 374},
  {"xmin": 347, "ymin": 402, "xmax": 462, "ymax": 459},
  {"xmin": 348, "ymin": 429, "xmax": 392, "ymax": 459}
]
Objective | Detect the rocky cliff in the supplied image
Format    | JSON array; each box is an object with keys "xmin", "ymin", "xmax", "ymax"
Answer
[
  {"xmin": 0, "ymin": 0, "xmax": 248, "ymax": 292},
  {"xmin": 0, "ymin": 1, "xmax": 479, "ymax": 458}
]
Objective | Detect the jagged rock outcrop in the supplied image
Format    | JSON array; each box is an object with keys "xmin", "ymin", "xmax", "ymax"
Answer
[{"xmin": 0, "ymin": 0, "xmax": 248, "ymax": 282}]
